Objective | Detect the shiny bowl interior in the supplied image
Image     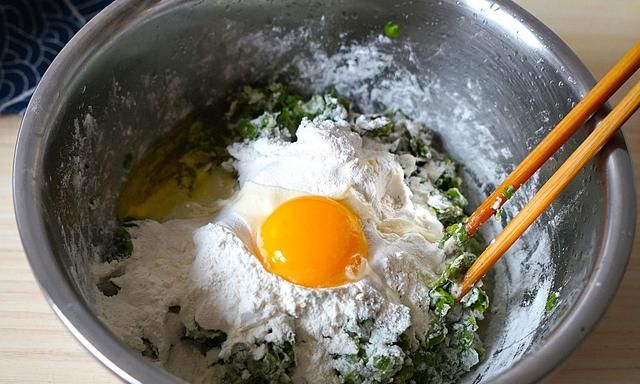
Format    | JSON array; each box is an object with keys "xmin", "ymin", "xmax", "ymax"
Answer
[{"xmin": 14, "ymin": 0, "xmax": 635, "ymax": 383}]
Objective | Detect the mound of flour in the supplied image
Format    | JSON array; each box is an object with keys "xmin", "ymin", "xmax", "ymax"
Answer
[{"xmin": 95, "ymin": 116, "xmax": 445, "ymax": 383}]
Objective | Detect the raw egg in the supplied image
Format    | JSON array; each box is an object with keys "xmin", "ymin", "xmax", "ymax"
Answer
[{"xmin": 257, "ymin": 196, "xmax": 368, "ymax": 288}]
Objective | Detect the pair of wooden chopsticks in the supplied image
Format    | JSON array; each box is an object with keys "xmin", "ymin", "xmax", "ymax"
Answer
[{"xmin": 457, "ymin": 42, "xmax": 640, "ymax": 300}]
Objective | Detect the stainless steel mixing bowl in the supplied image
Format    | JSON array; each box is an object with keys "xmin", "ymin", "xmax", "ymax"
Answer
[{"xmin": 13, "ymin": 0, "xmax": 636, "ymax": 383}]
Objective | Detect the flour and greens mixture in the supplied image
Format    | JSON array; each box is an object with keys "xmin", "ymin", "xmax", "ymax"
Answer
[{"xmin": 95, "ymin": 84, "xmax": 489, "ymax": 384}]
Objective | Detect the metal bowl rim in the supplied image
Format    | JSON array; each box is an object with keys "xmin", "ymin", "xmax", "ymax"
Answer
[{"xmin": 12, "ymin": 0, "xmax": 636, "ymax": 383}]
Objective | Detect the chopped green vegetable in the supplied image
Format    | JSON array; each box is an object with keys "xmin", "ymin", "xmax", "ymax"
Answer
[
  {"xmin": 141, "ymin": 337, "xmax": 159, "ymax": 360},
  {"xmin": 435, "ymin": 159, "xmax": 461, "ymax": 190},
  {"xmin": 546, "ymin": 291, "xmax": 560, "ymax": 312},
  {"xmin": 408, "ymin": 137, "xmax": 431, "ymax": 158},
  {"xmin": 225, "ymin": 85, "xmax": 351, "ymax": 142},
  {"xmin": 335, "ymin": 319, "xmax": 405, "ymax": 383},
  {"xmin": 462, "ymin": 287, "xmax": 490, "ymax": 313},
  {"xmin": 182, "ymin": 320, "xmax": 295, "ymax": 383},
  {"xmin": 183, "ymin": 323, "xmax": 228, "ymax": 354},
  {"xmin": 502, "ymin": 184, "xmax": 516, "ymax": 200},
  {"xmin": 238, "ymin": 118, "xmax": 259, "ymax": 140},
  {"xmin": 96, "ymin": 280, "xmax": 121, "ymax": 296},
  {"xmin": 102, "ymin": 223, "xmax": 134, "ymax": 262},
  {"xmin": 432, "ymin": 252, "xmax": 477, "ymax": 285},
  {"xmin": 224, "ymin": 340, "xmax": 296, "ymax": 384},
  {"xmin": 444, "ymin": 223, "xmax": 468, "ymax": 244},
  {"xmin": 434, "ymin": 205, "xmax": 465, "ymax": 228},
  {"xmin": 384, "ymin": 22, "xmax": 401, "ymax": 38},
  {"xmin": 431, "ymin": 286, "xmax": 456, "ymax": 317},
  {"xmin": 416, "ymin": 199, "xmax": 488, "ymax": 384},
  {"xmin": 446, "ymin": 187, "xmax": 468, "ymax": 207},
  {"xmin": 364, "ymin": 122, "xmax": 394, "ymax": 137}
]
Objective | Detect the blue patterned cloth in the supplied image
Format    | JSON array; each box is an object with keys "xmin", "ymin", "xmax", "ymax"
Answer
[{"xmin": 0, "ymin": 0, "xmax": 114, "ymax": 113}]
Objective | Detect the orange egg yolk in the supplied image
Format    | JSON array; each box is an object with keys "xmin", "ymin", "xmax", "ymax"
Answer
[{"xmin": 257, "ymin": 196, "xmax": 368, "ymax": 288}]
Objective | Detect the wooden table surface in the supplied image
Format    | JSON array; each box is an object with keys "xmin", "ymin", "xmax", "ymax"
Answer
[{"xmin": 1, "ymin": 1, "xmax": 638, "ymax": 383}]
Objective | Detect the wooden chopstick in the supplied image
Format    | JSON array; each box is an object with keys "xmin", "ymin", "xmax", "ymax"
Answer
[
  {"xmin": 458, "ymin": 78, "xmax": 640, "ymax": 300},
  {"xmin": 464, "ymin": 42, "xmax": 640, "ymax": 238}
]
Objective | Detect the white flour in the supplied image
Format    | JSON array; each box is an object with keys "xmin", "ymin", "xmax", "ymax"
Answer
[{"xmin": 96, "ymin": 116, "xmax": 446, "ymax": 383}]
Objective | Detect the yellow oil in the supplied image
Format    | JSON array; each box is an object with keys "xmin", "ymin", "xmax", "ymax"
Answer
[{"xmin": 117, "ymin": 122, "xmax": 236, "ymax": 222}]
